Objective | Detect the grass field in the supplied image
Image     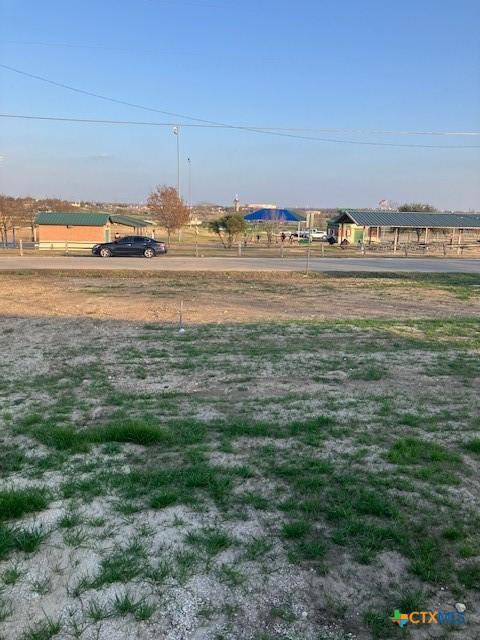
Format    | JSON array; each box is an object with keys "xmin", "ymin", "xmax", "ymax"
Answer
[{"xmin": 0, "ymin": 271, "xmax": 479, "ymax": 639}]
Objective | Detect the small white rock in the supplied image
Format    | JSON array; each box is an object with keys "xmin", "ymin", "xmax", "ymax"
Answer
[{"xmin": 455, "ymin": 603, "xmax": 466, "ymax": 613}]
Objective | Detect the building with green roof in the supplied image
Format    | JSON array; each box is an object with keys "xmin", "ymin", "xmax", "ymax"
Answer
[
  {"xmin": 35, "ymin": 211, "xmax": 152, "ymax": 250},
  {"xmin": 327, "ymin": 210, "xmax": 480, "ymax": 245}
]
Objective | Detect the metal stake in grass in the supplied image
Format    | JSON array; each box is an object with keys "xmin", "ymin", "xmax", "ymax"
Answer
[
  {"xmin": 179, "ymin": 299, "xmax": 185, "ymax": 333},
  {"xmin": 305, "ymin": 237, "xmax": 312, "ymax": 275}
]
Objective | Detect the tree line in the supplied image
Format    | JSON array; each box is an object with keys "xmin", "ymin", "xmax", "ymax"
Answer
[{"xmin": 0, "ymin": 189, "xmax": 437, "ymax": 247}]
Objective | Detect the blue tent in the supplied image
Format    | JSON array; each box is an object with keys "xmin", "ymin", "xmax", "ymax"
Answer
[{"xmin": 244, "ymin": 208, "xmax": 305, "ymax": 222}]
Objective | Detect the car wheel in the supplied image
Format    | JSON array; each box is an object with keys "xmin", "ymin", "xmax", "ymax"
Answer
[
  {"xmin": 144, "ymin": 248, "xmax": 155, "ymax": 258},
  {"xmin": 99, "ymin": 248, "xmax": 111, "ymax": 258}
]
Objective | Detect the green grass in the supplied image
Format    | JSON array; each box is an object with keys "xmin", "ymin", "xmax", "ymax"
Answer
[
  {"xmin": 289, "ymin": 538, "xmax": 327, "ymax": 563},
  {"xmin": 0, "ymin": 488, "xmax": 49, "ymax": 521},
  {"xmin": 86, "ymin": 599, "xmax": 111, "ymax": 622},
  {"xmin": 57, "ymin": 510, "xmax": 82, "ymax": 529},
  {"xmin": 91, "ymin": 541, "xmax": 147, "ymax": 587},
  {"xmin": 18, "ymin": 416, "xmax": 207, "ymax": 452},
  {"xmin": 282, "ymin": 520, "xmax": 311, "ymax": 539},
  {"xmin": 113, "ymin": 592, "xmax": 153, "ymax": 618},
  {"xmin": 185, "ymin": 527, "xmax": 235, "ymax": 556},
  {"xmin": 457, "ymin": 562, "xmax": 480, "ymax": 589},
  {"xmin": 31, "ymin": 576, "xmax": 51, "ymax": 595},
  {"xmin": 20, "ymin": 616, "xmax": 61, "ymax": 640},
  {"xmin": 362, "ymin": 610, "xmax": 398, "ymax": 640},
  {"xmin": 63, "ymin": 528, "xmax": 89, "ymax": 547},
  {"xmin": 350, "ymin": 365, "xmax": 387, "ymax": 381},
  {"xmin": 3, "ymin": 311, "xmax": 480, "ymax": 639},
  {"xmin": 171, "ymin": 550, "xmax": 198, "ymax": 584},
  {"xmin": 0, "ymin": 446, "xmax": 26, "ymax": 476},
  {"xmin": 464, "ymin": 438, "xmax": 480, "ymax": 454},
  {"xmin": 243, "ymin": 537, "xmax": 273, "ymax": 561},
  {"xmin": 0, "ymin": 524, "xmax": 46, "ymax": 560},
  {"xmin": 387, "ymin": 437, "xmax": 461, "ymax": 465},
  {"xmin": 149, "ymin": 491, "xmax": 179, "ymax": 509},
  {"xmin": 240, "ymin": 492, "xmax": 270, "ymax": 510},
  {"xmin": 93, "ymin": 420, "xmax": 172, "ymax": 445},
  {"xmin": 217, "ymin": 563, "xmax": 246, "ymax": 587},
  {"xmin": 0, "ymin": 597, "xmax": 13, "ymax": 622},
  {"xmin": 428, "ymin": 353, "xmax": 480, "ymax": 379},
  {"xmin": 398, "ymin": 589, "xmax": 425, "ymax": 613},
  {"xmin": 2, "ymin": 565, "xmax": 22, "ymax": 585}
]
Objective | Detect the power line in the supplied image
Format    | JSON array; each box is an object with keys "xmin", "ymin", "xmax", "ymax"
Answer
[
  {"xmin": 1, "ymin": 63, "xmax": 479, "ymax": 140},
  {"xmin": 1, "ymin": 113, "xmax": 479, "ymax": 149},
  {"xmin": 0, "ymin": 63, "xmax": 244, "ymax": 129}
]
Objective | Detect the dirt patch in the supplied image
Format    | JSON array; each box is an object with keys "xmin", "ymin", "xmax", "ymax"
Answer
[{"xmin": 1, "ymin": 271, "xmax": 479, "ymax": 323}]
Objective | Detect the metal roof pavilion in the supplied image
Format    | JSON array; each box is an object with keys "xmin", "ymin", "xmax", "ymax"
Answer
[
  {"xmin": 35, "ymin": 211, "xmax": 151, "ymax": 227},
  {"xmin": 333, "ymin": 210, "xmax": 480, "ymax": 229}
]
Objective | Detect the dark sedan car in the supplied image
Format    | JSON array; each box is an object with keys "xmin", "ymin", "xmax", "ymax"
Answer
[{"xmin": 92, "ymin": 235, "xmax": 167, "ymax": 258}]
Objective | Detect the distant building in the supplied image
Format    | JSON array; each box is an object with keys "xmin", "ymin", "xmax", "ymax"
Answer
[
  {"xmin": 233, "ymin": 194, "xmax": 240, "ymax": 213},
  {"xmin": 246, "ymin": 203, "xmax": 277, "ymax": 210},
  {"xmin": 35, "ymin": 211, "xmax": 151, "ymax": 250}
]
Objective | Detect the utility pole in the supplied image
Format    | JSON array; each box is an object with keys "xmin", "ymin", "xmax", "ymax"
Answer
[
  {"xmin": 173, "ymin": 126, "xmax": 180, "ymax": 196},
  {"xmin": 187, "ymin": 156, "xmax": 192, "ymax": 210}
]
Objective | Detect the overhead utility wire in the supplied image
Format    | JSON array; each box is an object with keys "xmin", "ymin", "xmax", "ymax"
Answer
[
  {"xmin": 1, "ymin": 63, "xmax": 479, "ymax": 140},
  {"xmin": 1, "ymin": 113, "xmax": 479, "ymax": 149}
]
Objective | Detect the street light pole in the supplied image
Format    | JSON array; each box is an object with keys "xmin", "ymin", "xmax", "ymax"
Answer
[
  {"xmin": 173, "ymin": 126, "xmax": 180, "ymax": 196},
  {"xmin": 187, "ymin": 156, "xmax": 192, "ymax": 210}
]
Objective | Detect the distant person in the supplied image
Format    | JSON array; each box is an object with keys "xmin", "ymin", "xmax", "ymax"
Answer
[
  {"xmin": 114, "ymin": 232, "xmax": 120, "ymax": 240},
  {"xmin": 256, "ymin": 234, "xmax": 260, "ymax": 243},
  {"xmin": 281, "ymin": 232, "xmax": 286, "ymax": 243}
]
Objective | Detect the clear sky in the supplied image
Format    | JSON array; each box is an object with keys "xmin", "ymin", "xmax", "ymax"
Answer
[{"xmin": 1, "ymin": 0, "xmax": 479, "ymax": 209}]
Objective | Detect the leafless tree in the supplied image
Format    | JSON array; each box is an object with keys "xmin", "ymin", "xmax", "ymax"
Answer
[
  {"xmin": 264, "ymin": 212, "xmax": 283, "ymax": 245},
  {"xmin": 0, "ymin": 195, "xmax": 17, "ymax": 245},
  {"xmin": 147, "ymin": 186, "xmax": 190, "ymax": 241}
]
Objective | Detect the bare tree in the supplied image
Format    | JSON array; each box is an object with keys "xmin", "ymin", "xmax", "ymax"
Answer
[
  {"xmin": 263, "ymin": 212, "xmax": 283, "ymax": 245},
  {"xmin": 0, "ymin": 195, "xmax": 17, "ymax": 245},
  {"xmin": 147, "ymin": 186, "xmax": 190, "ymax": 241}
]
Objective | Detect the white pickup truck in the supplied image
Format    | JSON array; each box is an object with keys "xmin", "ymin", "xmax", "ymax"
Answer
[{"xmin": 301, "ymin": 229, "xmax": 329, "ymax": 241}]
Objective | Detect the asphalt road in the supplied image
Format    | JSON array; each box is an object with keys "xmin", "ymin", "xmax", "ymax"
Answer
[{"xmin": 0, "ymin": 255, "xmax": 479, "ymax": 273}]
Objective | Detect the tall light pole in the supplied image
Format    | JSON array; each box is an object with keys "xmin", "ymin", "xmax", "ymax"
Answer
[
  {"xmin": 187, "ymin": 156, "xmax": 192, "ymax": 210},
  {"xmin": 173, "ymin": 126, "xmax": 180, "ymax": 196}
]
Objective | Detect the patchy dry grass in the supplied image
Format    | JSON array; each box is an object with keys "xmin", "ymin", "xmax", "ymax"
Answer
[{"xmin": 0, "ymin": 274, "xmax": 479, "ymax": 639}]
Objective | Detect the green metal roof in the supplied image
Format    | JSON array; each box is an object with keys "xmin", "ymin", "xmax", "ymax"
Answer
[
  {"xmin": 35, "ymin": 211, "xmax": 110, "ymax": 226},
  {"xmin": 110, "ymin": 214, "xmax": 151, "ymax": 227},
  {"xmin": 35, "ymin": 211, "xmax": 151, "ymax": 227},
  {"xmin": 333, "ymin": 210, "xmax": 480, "ymax": 229}
]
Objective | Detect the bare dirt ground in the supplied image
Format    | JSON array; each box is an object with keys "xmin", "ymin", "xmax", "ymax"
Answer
[
  {"xmin": 0, "ymin": 271, "xmax": 479, "ymax": 640},
  {"xmin": 1, "ymin": 271, "xmax": 479, "ymax": 322}
]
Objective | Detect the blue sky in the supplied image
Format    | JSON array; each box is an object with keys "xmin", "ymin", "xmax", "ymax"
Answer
[{"xmin": 1, "ymin": 0, "xmax": 479, "ymax": 208}]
